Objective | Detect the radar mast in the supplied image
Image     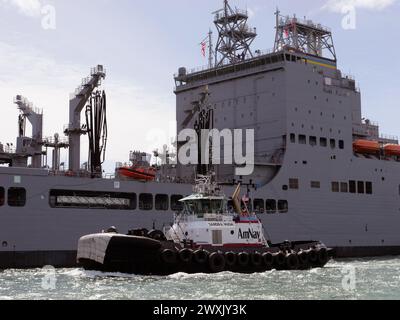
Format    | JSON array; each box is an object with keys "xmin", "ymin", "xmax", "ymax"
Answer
[
  {"xmin": 273, "ymin": 9, "xmax": 337, "ymax": 61},
  {"xmin": 213, "ymin": 0, "xmax": 257, "ymax": 67}
]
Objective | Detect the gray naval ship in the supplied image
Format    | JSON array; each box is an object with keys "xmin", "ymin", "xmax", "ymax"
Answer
[{"xmin": 1, "ymin": 1, "xmax": 399, "ymax": 268}]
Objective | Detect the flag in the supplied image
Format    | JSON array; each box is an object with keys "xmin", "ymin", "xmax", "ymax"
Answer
[
  {"xmin": 284, "ymin": 28, "xmax": 289, "ymax": 38},
  {"xmin": 241, "ymin": 193, "xmax": 250, "ymax": 216},
  {"xmin": 201, "ymin": 41, "xmax": 207, "ymax": 57}
]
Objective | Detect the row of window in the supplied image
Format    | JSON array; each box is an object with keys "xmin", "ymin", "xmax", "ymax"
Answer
[
  {"xmin": 290, "ymin": 134, "xmax": 345, "ymax": 150},
  {"xmin": 49, "ymin": 190, "xmax": 185, "ymax": 211},
  {"xmin": 0, "ymin": 187, "xmax": 26, "ymax": 207},
  {"xmin": 231, "ymin": 199, "xmax": 289, "ymax": 215},
  {"xmin": 49, "ymin": 189, "xmax": 290, "ymax": 215},
  {"xmin": 332, "ymin": 181, "xmax": 373, "ymax": 195},
  {"xmin": 285, "ymin": 179, "xmax": 373, "ymax": 195},
  {"xmin": 0, "ymin": 186, "xmax": 291, "ymax": 214}
]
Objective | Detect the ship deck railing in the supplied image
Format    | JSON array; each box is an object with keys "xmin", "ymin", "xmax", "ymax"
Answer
[
  {"xmin": 278, "ymin": 16, "xmax": 332, "ymax": 33},
  {"xmin": 174, "ymin": 48, "xmax": 275, "ymax": 79},
  {"xmin": 175, "ymin": 48, "xmax": 338, "ymax": 90}
]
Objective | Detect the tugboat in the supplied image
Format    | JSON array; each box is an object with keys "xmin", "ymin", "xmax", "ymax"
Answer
[{"xmin": 77, "ymin": 174, "xmax": 334, "ymax": 275}]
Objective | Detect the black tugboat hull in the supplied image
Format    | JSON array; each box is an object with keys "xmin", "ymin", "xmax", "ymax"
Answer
[{"xmin": 77, "ymin": 234, "xmax": 335, "ymax": 275}]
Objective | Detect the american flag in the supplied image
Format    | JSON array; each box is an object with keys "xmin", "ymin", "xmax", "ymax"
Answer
[
  {"xmin": 201, "ymin": 41, "xmax": 207, "ymax": 57},
  {"xmin": 284, "ymin": 28, "xmax": 289, "ymax": 38}
]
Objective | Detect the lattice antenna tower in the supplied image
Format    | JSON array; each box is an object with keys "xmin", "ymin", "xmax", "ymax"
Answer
[
  {"xmin": 273, "ymin": 9, "xmax": 337, "ymax": 61},
  {"xmin": 213, "ymin": 0, "xmax": 257, "ymax": 67}
]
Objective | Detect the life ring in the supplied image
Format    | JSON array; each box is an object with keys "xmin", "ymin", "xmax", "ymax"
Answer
[
  {"xmin": 237, "ymin": 252, "xmax": 250, "ymax": 268},
  {"xmin": 307, "ymin": 249, "xmax": 319, "ymax": 265},
  {"xmin": 193, "ymin": 250, "xmax": 209, "ymax": 264},
  {"xmin": 179, "ymin": 248, "xmax": 193, "ymax": 263},
  {"xmin": 208, "ymin": 252, "xmax": 226, "ymax": 273},
  {"xmin": 160, "ymin": 249, "xmax": 177, "ymax": 265},
  {"xmin": 225, "ymin": 252, "xmax": 237, "ymax": 268},
  {"xmin": 251, "ymin": 252, "xmax": 263, "ymax": 268},
  {"xmin": 297, "ymin": 250, "xmax": 310, "ymax": 269},
  {"xmin": 262, "ymin": 252, "xmax": 274, "ymax": 269},
  {"xmin": 273, "ymin": 251, "xmax": 286, "ymax": 269},
  {"xmin": 286, "ymin": 253, "xmax": 300, "ymax": 270},
  {"xmin": 316, "ymin": 248, "xmax": 329, "ymax": 267}
]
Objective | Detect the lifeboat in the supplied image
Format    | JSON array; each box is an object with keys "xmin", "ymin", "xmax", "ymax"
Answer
[
  {"xmin": 384, "ymin": 144, "xmax": 400, "ymax": 157},
  {"xmin": 353, "ymin": 140, "xmax": 380, "ymax": 155},
  {"xmin": 117, "ymin": 166, "xmax": 156, "ymax": 182}
]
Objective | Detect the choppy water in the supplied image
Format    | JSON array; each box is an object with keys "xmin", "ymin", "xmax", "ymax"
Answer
[{"xmin": 1, "ymin": 258, "xmax": 400, "ymax": 300}]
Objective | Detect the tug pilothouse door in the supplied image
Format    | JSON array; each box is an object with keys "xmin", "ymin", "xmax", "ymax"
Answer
[{"xmin": 212, "ymin": 230, "xmax": 223, "ymax": 245}]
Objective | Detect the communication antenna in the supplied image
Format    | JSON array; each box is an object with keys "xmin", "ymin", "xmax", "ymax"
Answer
[{"xmin": 213, "ymin": 0, "xmax": 257, "ymax": 67}]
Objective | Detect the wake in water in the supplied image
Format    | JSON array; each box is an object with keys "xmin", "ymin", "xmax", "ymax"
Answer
[{"xmin": 1, "ymin": 258, "xmax": 400, "ymax": 299}]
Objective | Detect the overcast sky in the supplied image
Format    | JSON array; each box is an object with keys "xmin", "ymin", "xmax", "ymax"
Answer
[{"xmin": 0, "ymin": 0, "xmax": 399, "ymax": 172}]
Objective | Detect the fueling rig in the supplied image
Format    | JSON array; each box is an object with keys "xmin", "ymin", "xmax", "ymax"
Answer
[{"xmin": 0, "ymin": 65, "xmax": 107, "ymax": 178}]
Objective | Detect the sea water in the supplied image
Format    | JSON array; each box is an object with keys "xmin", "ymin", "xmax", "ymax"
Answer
[{"xmin": 1, "ymin": 257, "xmax": 399, "ymax": 300}]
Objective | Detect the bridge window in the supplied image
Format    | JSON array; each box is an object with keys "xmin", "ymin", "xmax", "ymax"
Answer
[
  {"xmin": 227, "ymin": 199, "xmax": 234, "ymax": 212},
  {"xmin": 341, "ymin": 182, "xmax": 348, "ymax": 193},
  {"xmin": 330, "ymin": 139, "xmax": 336, "ymax": 149},
  {"xmin": 0, "ymin": 187, "xmax": 4, "ymax": 206},
  {"xmin": 49, "ymin": 190, "xmax": 136, "ymax": 210},
  {"xmin": 366, "ymin": 182, "xmax": 373, "ymax": 195},
  {"xmin": 278, "ymin": 200, "xmax": 289, "ymax": 213},
  {"xmin": 320, "ymin": 137, "xmax": 328, "ymax": 147},
  {"xmin": 290, "ymin": 133, "xmax": 296, "ymax": 143},
  {"xmin": 357, "ymin": 181, "xmax": 365, "ymax": 194},
  {"xmin": 171, "ymin": 195, "xmax": 184, "ymax": 211},
  {"xmin": 309, "ymin": 136, "xmax": 317, "ymax": 146},
  {"xmin": 8, "ymin": 188, "xmax": 26, "ymax": 207},
  {"xmin": 339, "ymin": 140, "xmax": 345, "ymax": 149},
  {"xmin": 332, "ymin": 182, "xmax": 340, "ymax": 193},
  {"xmin": 266, "ymin": 200, "xmax": 277, "ymax": 214},
  {"xmin": 349, "ymin": 181, "xmax": 356, "ymax": 194},
  {"xmin": 299, "ymin": 135, "xmax": 307, "ymax": 144},
  {"xmin": 289, "ymin": 179, "xmax": 299, "ymax": 190},
  {"xmin": 311, "ymin": 181, "xmax": 321, "ymax": 189},
  {"xmin": 254, "ymin": 199, "xmax": 265, "ymax": 214},
  {"xmin": 155, "ymin": 194, "xmax": 169, "ymax": 211},
  {"xmin": 139, "ymin": 194, "xmax": 153, "ymax": 211}
]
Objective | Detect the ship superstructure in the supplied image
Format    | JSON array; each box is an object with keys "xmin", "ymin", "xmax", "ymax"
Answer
[{"xmin": 0, "ymin": 1, "xmax": 399, "ymax": 268}]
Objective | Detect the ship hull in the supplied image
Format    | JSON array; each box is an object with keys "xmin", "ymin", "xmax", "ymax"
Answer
[
  {"xmin": 76, "ymin": 233, "xmax": 331, "ymax": 275},
  {"xmin": 2, "ymin": 153, "xmax": 400, "ymax": 269}
]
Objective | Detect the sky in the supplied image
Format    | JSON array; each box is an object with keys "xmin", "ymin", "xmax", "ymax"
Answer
[{"xmin": 0, "ymin": 0, "xmax": 399, "ymax": 172}]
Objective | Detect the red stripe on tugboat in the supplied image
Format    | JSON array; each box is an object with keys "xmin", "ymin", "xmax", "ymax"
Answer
[
  {"xmin": 235, "ymin": 221, "xmax": 261, "ymax": 224},
  {"xmin": 195, "ymin": 243, "xmax": 265, "ymax": 248}
]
